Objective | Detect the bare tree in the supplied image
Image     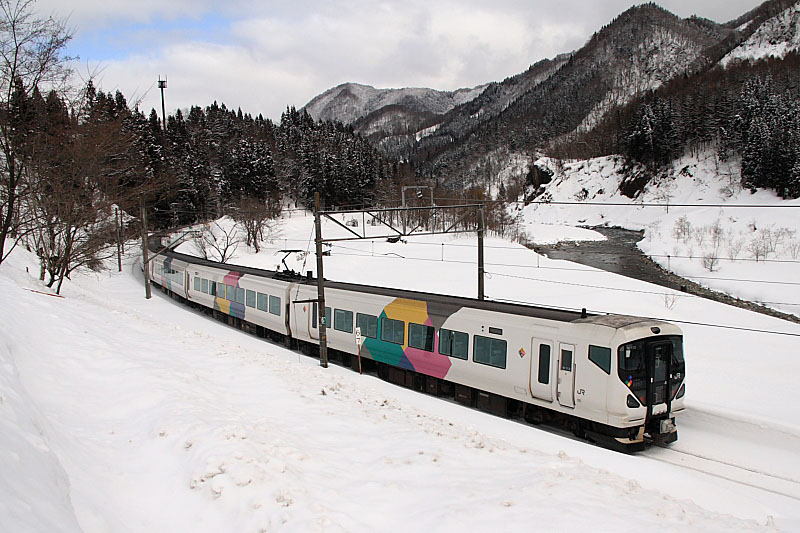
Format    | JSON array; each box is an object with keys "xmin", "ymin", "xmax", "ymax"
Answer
[
  {"xmin": 24, "ymin": 89, "xmax": 134, "ymax": 293},
  {"xmin": 702, "ymin": 251, "xmax": 720, "ymax": 273},
  {"xmin": 230, "ymin": 196, "xmax": 278, "ymax": 253},
  {"xmin": 726, "ymin": 235, "xmax": 744, "ymax": 261},
  {"xmin": 192, "ymin": 220, "xmax": 242, "ymax": 263},
  {"xmin": 0, "ymin": 0, "xmax": 72, "ymax": 264},
  {"xmin": 747, "ymin": 236, "xmax": 768, "ymax": 262}
]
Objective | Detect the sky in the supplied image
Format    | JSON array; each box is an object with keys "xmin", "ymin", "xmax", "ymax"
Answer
[{"xmin": 37, "ymin": 0, "xmax": 766, "ymax": 121}]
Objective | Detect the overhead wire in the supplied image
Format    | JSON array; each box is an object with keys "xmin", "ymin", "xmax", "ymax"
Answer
[
  {"xmin": 322, "ymin": 245, "xmax": 800, "ymax": 307},
  {"xmin": 490, "ymin": 297, "xmax": 800, "ymax": 338},
  {"xmin": 325, "ymin": 243, "xmax": 800, "ymax": 292}
]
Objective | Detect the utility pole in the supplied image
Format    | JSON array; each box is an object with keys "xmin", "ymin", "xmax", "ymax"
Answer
[
  {"xmin": 477, "ymin": 206, "xmax": 485, "ymax": 300},
  {"xmin": 140, "ymin": 197, "xmax": 152, "ymax": 299},
  {"xmin": 314, "ymin": 192, "xmax": 329, "ymax": 368},
  {"xmin": 116, "ymin": 208, "xmax": 122, "ymax": 272},
  {"xmin": 158, "ymin": 76, "xmax": 167, "ymax": 130}
]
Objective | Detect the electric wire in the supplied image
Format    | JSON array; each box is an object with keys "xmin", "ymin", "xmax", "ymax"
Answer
[
  {"xmin": 489, "ymin": 296, "xmax": 800, "ymax": 338},
  {"xmin": 270, "ymin": 235, "xmax": 800, "ymax": 265},
  {"xmin": 321, "ymin": 245, "xmax": 800, "ymax": 307},
  {"xmin": 485, "ymin": 271, "xmax": 800, "ymax": 308},
  {"xmin": 326, "ymin": 243, "xmax": 800, "ymax": 294}
]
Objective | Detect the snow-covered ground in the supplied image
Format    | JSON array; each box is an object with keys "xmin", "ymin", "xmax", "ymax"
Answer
[
  {"xmin": 3, "ymin": 192, "xmax": 800, "ymax": 530},
  {"xmin": 525, "ymin": 151, "xmax": 800, "ymax": 317}
]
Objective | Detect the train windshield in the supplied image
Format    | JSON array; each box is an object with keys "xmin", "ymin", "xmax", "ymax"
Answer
[{"xmin": 618, "ymin": 336, "xmax": 684, "ymax": 406}]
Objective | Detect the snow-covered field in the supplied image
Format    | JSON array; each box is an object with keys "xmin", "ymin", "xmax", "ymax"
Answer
[{"xmin": 3, "ymin": 190, "xmax": 800, "ymax": 531}]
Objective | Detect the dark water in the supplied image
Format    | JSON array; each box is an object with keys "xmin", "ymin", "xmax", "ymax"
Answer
[
  {"xmin": 532, "ymin": 226, "xmax": 798, "ymax": 323},
  {"xmin": 534, "ymin": 227, "xmax": 679, "ymax": 288}
]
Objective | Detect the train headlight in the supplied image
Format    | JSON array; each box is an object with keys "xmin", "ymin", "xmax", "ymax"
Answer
[{"xmin": 626, "ymin": 395, "xmax": 640, "ymax": 408}]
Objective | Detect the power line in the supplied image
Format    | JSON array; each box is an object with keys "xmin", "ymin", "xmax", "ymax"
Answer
[
  {"xmin": 486, "ymin": 271, "xmax": 800, "ymax": 308},
  {"xmin": 321, "ymin": 247, "xmax": 800, "ymax": 307},
  {"xmin": 273, "ymin": 233, "xmax": 800, "ymax": 265},
  {"xmin": 490, "ymin": 297, "xmax": 800, "ymax": 338},
  {"xmin": 326, "ymin": 244, "xmax": 800, "ymax": 290},
  {"xmin": 430, "ymin": 197, "xmax": 800, "ymax": 209}
]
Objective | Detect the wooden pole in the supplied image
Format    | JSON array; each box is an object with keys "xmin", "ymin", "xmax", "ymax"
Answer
[
  {"xmin": 116, "ymin": 208, "xmax": 122, "ymax": 272},
  {"xmin": 141, "ymin": 198, "xmax": 151, "ymax": 299},
  {"xmin": 314, "ymin": 192, "xmax": 328, "ymax": 368},
  {"xmin": 478, "ymin": 206, "xmax": 485, "ymax": 300}
]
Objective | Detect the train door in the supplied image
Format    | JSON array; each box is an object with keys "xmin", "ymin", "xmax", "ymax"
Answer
[
  {"xmin": 647, "ymin": 340, "xmax": 672, "ymax": 417},
  {"xmin": 557, "ymin": 343, "xmax": 576, "ymax": 408},
  {"xmin": 530, "ymin": 338, "xmax": 554, "ymax": 402},
  {"xmin": 309, "ymin": 301, "xmax": 319, "ymax": 340}
]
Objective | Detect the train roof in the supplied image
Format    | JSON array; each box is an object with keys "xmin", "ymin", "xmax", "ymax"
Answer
[{"xmin": 158, "ymin": 246, "xmax": 620, "ymax": 325}]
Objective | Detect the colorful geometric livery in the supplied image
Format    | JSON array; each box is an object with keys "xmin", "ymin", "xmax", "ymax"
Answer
[
  {"xmin": 214, "ymin": 271, "xmax": 245, "ymax": 319},
  {"xmin": 362, "ymin": 298, "xmax": 460, "ymax": 379}
]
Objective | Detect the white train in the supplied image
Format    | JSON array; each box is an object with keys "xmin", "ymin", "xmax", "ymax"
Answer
[{"xmin": 150, "ymin": 247, "xmax": 685, "ymax": 452}]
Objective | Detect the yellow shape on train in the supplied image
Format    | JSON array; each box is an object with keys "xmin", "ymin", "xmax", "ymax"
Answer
[
  {"xmin": 382, "ymin": 298, "xmax": 430, "ymax": 351},
  {"xmin": 216, "ymin": 297, "xmax": 231, "ymax": 314}
]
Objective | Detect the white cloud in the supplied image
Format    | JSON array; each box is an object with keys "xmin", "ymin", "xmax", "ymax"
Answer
[{"xmin": 54, "ymin": 0, "xmax": 765, "ymax": 120}]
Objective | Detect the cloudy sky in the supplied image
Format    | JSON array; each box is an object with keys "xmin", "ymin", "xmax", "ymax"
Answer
[{"xmin": 38, "ymin": 0, "xmax": 764, "ymax": 120}]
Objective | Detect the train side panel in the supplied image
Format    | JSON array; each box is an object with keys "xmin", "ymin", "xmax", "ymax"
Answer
[{"xmin": 186, "ymin": 263, "xmax": 291, "ymax": 336}]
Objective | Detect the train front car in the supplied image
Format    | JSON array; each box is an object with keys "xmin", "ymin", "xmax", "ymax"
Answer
[{"xmin": 595, "ymin": 316, "xmax": 685, "ymax": 451}]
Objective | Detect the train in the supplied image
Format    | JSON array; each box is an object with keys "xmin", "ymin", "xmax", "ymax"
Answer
[{"xmin": 148, "ymin": 241, "xmax": 685, "ymax": 452}]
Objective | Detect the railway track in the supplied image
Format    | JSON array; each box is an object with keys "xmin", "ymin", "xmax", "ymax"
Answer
[{"xmin": 643, "ymin": 445, "xmax": 800, "ymax": 501}]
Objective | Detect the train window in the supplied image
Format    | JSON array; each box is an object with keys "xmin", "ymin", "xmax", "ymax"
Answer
[
  {"xmin": 236, "ymin": 287, "xmax": 245, "ymax": 304},
  {"xmin": 474, "ymin": 336, "xmax": 507, "ymax": 369},
  {"xmin": 269, "ymin": 295, "xmax": 281, "ymax": 316},
  {"xmin": 194, "ymin": 276, "xmax": 201, "ymax": 291},
  {"xmin": 439, "ymin": 329, "xmax": 468, "ymax": 360},
  {"xmin": 202, "ymin": 278, "xmax": 209, "ymax": 294},
  {"xmin": 356, "ymin": 313, "xmax": 378, "ymax": 338},
  {"xmin": 538, "ymin": 344, "xmax": 551, "ymax": 384},
  {"xmin": 561, "ymin": 349, "xmax": 573, "ymax": 371},
  {"xmin": 257, "ymin": 292, "xmax": 268, "ymax": 312},
  {"xmin": 209, "ymin": 281, "xmax": 216, "ymax": 296},
  {"xmin": 246, "ymin": 289, "xmax": 256, "ymax": 308},
  {"xmin": 313, "ymin": 304, "xmax": 331, "ymax": 328},
  {"xmin": 618, "ymin": 342, "xmax": 645, "ymax": 375},
  {"xmin": 226, "ymin": 284, "xmax": 236, "ymax": 301},
  {"xmin": 217, "ymin": 282, "xmax": 226, "ymax": 298},
  {"xmin": 589, "ymin": 345, "xmax": 611, "ymax": 374},
  {"xmin": 381, "ymin": 317, "xmax": 404, "ymax": 345},
  {"xmin": 334, "ymin": 309, "xmax": 353, "ymax": 333},
  {"xmin": 408, "ymin": 323, "xmax": 434, "ymax": 352}
]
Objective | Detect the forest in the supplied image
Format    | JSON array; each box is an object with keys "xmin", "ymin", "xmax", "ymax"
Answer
[
  {"xmin": 556, "ymin": 52, "xmax": 800, "ymax": 199},
  {"xmin": 0, "ymin": 0, "xmax": 398, "ymax": 293}
]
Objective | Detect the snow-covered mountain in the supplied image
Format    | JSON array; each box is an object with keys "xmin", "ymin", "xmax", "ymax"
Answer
[
  {"xmin": 411, "ymin": 3, "xmax": 734, "ymax": 185},
  {"xmin": 302, "ymin": 1, "xmax": 799, "ymax": 196},
  {"xmin": 721, "ymin": 1, "xmax": 800, "ymax": 65},
  {"xmin": 303, "ymin": 82, "xmax": 486, "ymax": 126}
]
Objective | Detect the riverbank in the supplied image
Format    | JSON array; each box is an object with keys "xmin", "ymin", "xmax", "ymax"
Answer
[{"xmin": 533, "ymin": 226, "xmax": 800, "ymax": 323}]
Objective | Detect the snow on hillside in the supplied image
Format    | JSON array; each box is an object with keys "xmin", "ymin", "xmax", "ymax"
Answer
[
  {"xmin": 303, "ymin": 82, "xmax": 487, "ymax": 125},
  {"xmin": 578, "ymin": 27, "xmax": 716, "ymax": 133},
  {"xmin": 721, "ymin": 2, "xmax": 800, "ymax": 66},
  {"xmin": 526, "ymin": 151, "xmax": 800, "ymax": 317},
  {"xmin": 3, "ymin": 182, "xmax": 800, "ymax": 530}
]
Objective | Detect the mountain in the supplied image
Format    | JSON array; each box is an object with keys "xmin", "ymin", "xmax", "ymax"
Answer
[
  {"xmin": 302, "ymin": 1, "xmax": 799, "ymax": 196},
  {"xmin": 302, "ymin": 83, "xmax": 487, "ymax": 161},
  {"xmin": 410, "ymin": 3, "xmax": 735, "ymax": 184},
  {"xmin": 721, "ymin": 1, "xmax": 800, "ymax": 65},
  {"xmin": 303, "ymin": 83, "xmax": 486, "ymax": 127}
]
